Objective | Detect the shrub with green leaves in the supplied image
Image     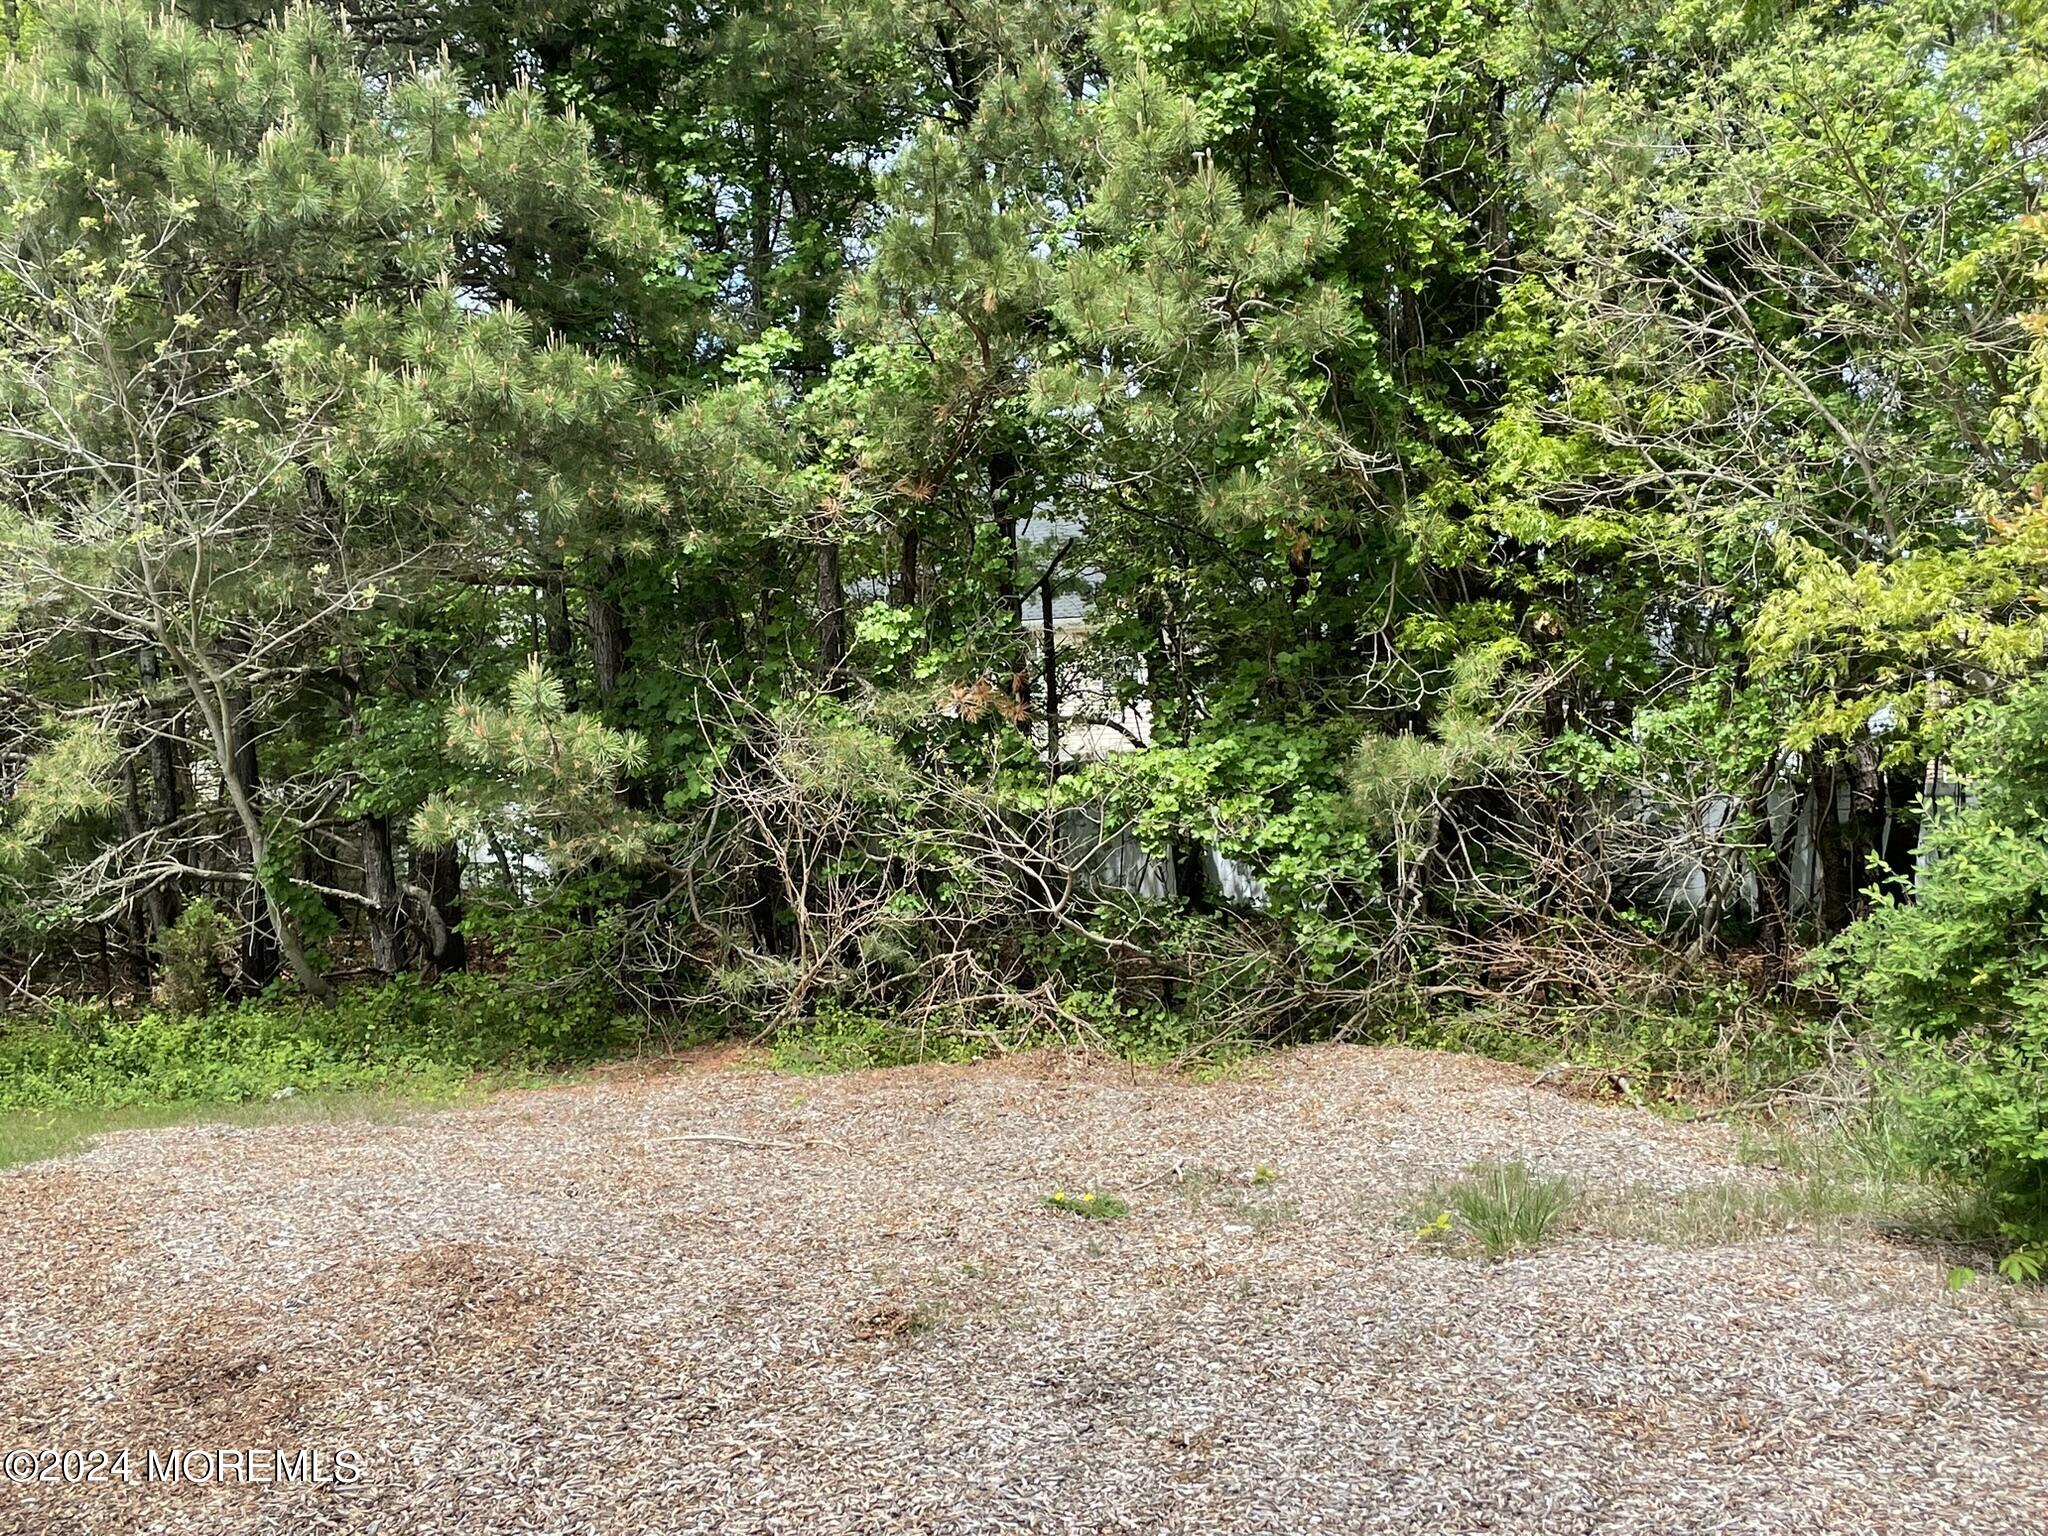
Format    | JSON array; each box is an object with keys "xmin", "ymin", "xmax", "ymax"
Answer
[{"xmin": 1833, "ymin": 678, "xmax": 2048, "ymax": 1247}]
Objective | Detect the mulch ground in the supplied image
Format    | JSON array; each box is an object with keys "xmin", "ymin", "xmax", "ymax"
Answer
[{"xmin": 2, "ymin": 1044, "xmax": 2043, "ymax": 1534}]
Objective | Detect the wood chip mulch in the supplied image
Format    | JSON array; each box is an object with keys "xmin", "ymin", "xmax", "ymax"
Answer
[{"xmin": 2, "ymin": 1044, "xmax": 2043, "ymax": 1534}]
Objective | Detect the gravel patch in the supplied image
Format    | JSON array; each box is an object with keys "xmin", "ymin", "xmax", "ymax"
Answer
[{"xmin": 1, "ymin": 1044, "xmax": 2043, "ymax": 1534}]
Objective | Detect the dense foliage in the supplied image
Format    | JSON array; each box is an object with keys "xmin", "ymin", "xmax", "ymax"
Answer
[
  {"xmin": 1, "ymin": 0, "xmax": 2047, "ymax": 1243},
  {"xmin": 1835, "ymin": 679, "xmax": 2048, "ymax": 1249}
]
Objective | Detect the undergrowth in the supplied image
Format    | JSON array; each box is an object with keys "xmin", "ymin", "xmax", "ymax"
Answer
[
  {"xmin": 1393, "ymin": 985, "xmax": 1846, "ymax": 1111},
  {"xmin": 0, "ymin": 974, "xmax": 631, "ymax": 1112},
  {"xmin": 764, "ymin": 1008, "xmax": 991, "ymax": 1074}
]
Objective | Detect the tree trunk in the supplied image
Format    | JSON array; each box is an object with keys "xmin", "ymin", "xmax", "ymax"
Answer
[
  {"xmin": 990, "ymin": 449, "xmax": 1028, "ymax": 706},
  {"xmin": 1041, "ymin": 578, "xmax": 1061, "ymax": 786},
  {"xmin": 417, "ymin": 844, "xmax": 467, "ymax": 975},
  {"xmin": 82, "ymin": 631, "xmax": 155, "ymax": 994},
  {"xmin": 117, "ymin": 754, "xmax": 154, "ymax": 999},
  {"xmin": 138, "ymin": 645, "xmax": 184, "ymax": 933},
  {"xmin": 815, "ymin": 541, "xmax": 847, "ymax": 694},
  {"xmin": 542, "ymin": 563, "xmax": 575, "ymax": 681},
  {"xmin": 747, "ymin": 104, "xmax": 775, "ymax": 326},
  {"xmin": 161, "ymin": 644, "xmax": 329, "ymax": 1001},
  {"xmin": 1878, "ymin": 765, "xmax": 1922, "ymax": 893},
  {"xmin": 361, "ymin": 812, "xmax": 404, "ymax": 976},
  {"xmin": 1811, "ymin": 763, "xmax": 1856, "ymax": 937},
  {"xmin": 893, "ymin": 518, "xmax": 920, "ymax": 609},
  {"xmin": 228, "ymin": 685, "xmax": 283, "ymax": 990},
  {"xmin": 1171, "ymin": 838, "xmax": 1211, "ymax": 914},
  {"xmin": 589, "ymin": 572, "xmax": 629, "ymax": 702},
  {"xmin": 1139, "ymin": 585, "xmax": 1209, "ymax": 915}
]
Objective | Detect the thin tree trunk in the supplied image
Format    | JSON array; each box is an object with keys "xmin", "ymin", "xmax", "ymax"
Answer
[
  {"xmin": 117, "ymin": 754, "xmax": 154, "ymax": 999},
  {"xmin": 893, "ymin": 518, "xmax": 920, "ymax": 609},
  {"xmin": 228, "ymin": 684, "xmax": 282, "ymax": 989},
  {"xmin": 747, "ymin": 103, "xmax": 775, "ymax": 326},
  {"xmin": 1878, "ymin": 765, "xmax": 1922, "ymax": 893},
  {"xmin": 892, "ymin": 518, "xmax": 922, "ymax": 680},
  {"xmin": 139, "ymin": 646, "xmax": 185, "ymax": 891},
  {"xmin": 991, "ymin": 449, "xmax": 1026, "ymax": 704},
  {"xmin": 542, "ymin": 562, "xmax": 575, "ymax": 682},
  {"xmin": 1040, "ymin": 578, "xmax": 1060, "ymax": 786},
  {"xmin": 815, "ymin": 542, "xmax": 847, "ymax": 694},
  {"xmin": 1139, "ymin": 586, "xmax": 1209, "ymax": 915},
  {"xmin": 83, "ymin": 631, "xmax": 155, "ymax": 995},
  {"xmin": 158, "ymin": 641, "xmax": 329, "ymax": 1001},
  {"xmin": 1812, "ymin": 764, "xmax": 1856, "ymax": 937}
]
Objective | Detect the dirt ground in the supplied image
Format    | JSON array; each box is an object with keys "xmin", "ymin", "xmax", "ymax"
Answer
[{"xmin": 2, "ymin": 1044, "xmax": 2044, "ymax": 1534}]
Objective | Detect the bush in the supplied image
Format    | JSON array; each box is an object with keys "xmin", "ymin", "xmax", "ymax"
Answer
[
  {"xmin": 1833, "ymin": 678, "xmax": 2048, "ymax": 1249},
  {"xmin": 154, "ymin": 899, "xmax": 234, "ymax": 1016}
]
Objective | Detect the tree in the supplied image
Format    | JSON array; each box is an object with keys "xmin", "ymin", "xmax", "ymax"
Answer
[
  {"xmin": 1484, "ymin": 0, "xmax": 2048, "ymax": 941},
  {"xmin": 0, "ymin": 0, "xmax": 696, "ymax": 996}
]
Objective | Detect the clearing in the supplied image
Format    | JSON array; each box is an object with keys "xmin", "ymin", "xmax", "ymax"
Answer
[{"xmin": 2, "ymin": 1045, "xmax": 2044, "ymax": 1534}]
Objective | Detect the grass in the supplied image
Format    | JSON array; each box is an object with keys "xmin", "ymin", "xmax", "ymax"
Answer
[
  {"xmin": 1394, "ymin": 992, "xmax": 1843, "ymax": 1113},
  {"xmin": 0, "ymin": 976, "xmax": 630, "ymax": 1115},
  {"xmin": 0, "ymin": 1086, "xmax": 476, "ymax": 1171},
  {"xmin": 1587, "ymin": 1174, "xmax": 1888, "ymax": 1247},
  {"xmin": 1407, "ymin": 1113, "xmax": 2006, "ymax": 1269},
  {"xmin": 1417, "ymin": 1161, "xmax": 1577, "ymax": 1260},
  {"xmin": 0, "ymin": 975, "xmax": 636, "ymax": 1171}
]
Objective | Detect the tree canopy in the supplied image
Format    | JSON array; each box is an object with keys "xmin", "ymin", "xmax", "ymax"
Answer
[{"xmin": 3, "ymin": 0, "xmax": 2048, "ymax": 1241}]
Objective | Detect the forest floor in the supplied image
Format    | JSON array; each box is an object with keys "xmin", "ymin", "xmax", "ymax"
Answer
[{"xmin": 3, "ymin": 1044, "xmax": 2045, "ymax": 1535}]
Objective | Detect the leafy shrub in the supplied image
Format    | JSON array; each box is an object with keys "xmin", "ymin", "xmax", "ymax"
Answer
[{"xmin": 1833, "ymin": 677, "xmax": 2048, "ymax": 1250}]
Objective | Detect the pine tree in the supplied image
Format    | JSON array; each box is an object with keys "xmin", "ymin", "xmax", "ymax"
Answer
[{"xmin": 0, "ymin": 0, "xmax": 703, "ymax": 996}]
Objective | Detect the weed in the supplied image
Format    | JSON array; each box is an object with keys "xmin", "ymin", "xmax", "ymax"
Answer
[
  {"xmin": 1587, "ymin": 1175, "xmax": 1877, "ymax": 1247},
  {"xmin": 1414, "ymin": 1208, "xmax": 1455, "ymax": 1245},
  {"xmin": 0, "ymin": 975, "xmax": 626, "ymax": 1115},
  {"xmin": 1045, "ymin": 1188, "xmax": 1131, "ymax": 1221},
  {"xmin": 1420, "ymin": 1161, "xmax": 1576, "ymax": 1260},
  {"xmin": 1398, "ymin": 990, "xmax": 1841, "ymax": 1110}
]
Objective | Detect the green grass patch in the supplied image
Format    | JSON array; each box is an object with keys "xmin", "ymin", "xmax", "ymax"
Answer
[
  {"xmin": 765, "ymin": 1009, "xmax": 991, "ymax": 1074},
  {"xmin": 1585, "ymin": 1174, "xmax": 1892, "ymax": 1247},
  {"xmin": 0, "ymin": 1086, "xmax": 476, "ymax": 1171}
]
